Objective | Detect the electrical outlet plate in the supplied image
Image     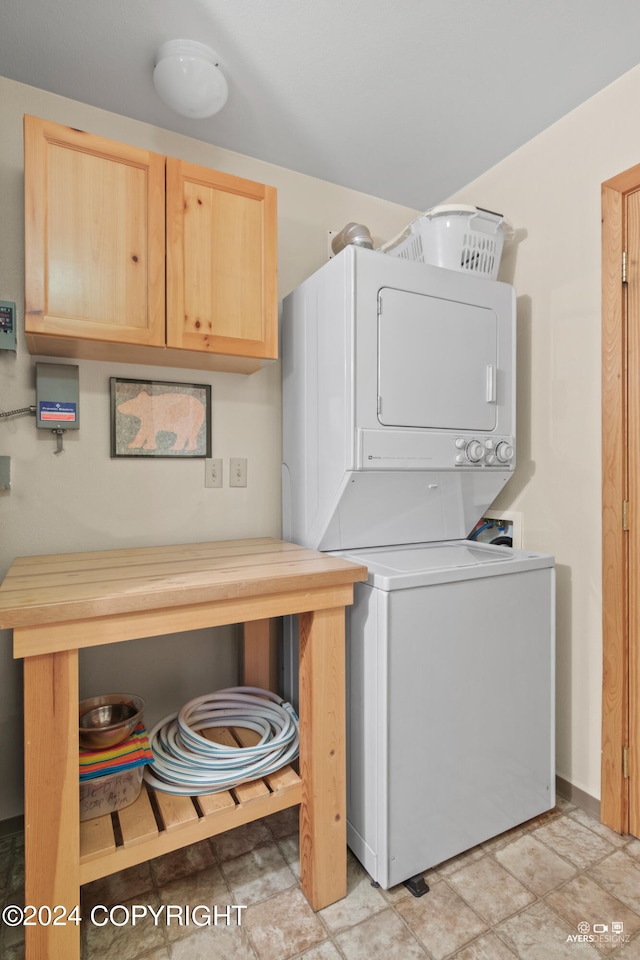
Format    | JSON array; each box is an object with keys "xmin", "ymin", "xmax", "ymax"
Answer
[{"xmin": 204, "ymin": 458, "xmax": 223, "ymax": 488}]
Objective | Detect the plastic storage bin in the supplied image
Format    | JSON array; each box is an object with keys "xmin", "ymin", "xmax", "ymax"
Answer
[
  {"xmin": 79, "ymin": 766, "xmax": 144, "ymax": 821},
  {"xmin": 381, "ymin": 204, "xmax": 512, "ymax": 280}
]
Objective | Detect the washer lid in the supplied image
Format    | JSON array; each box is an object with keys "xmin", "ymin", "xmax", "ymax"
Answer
[{"xmin": 336, "ymin": 540, "xmax": 553, "ymax": 589}]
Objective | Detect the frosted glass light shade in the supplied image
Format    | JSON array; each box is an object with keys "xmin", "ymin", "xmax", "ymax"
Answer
[{"xmin": 153, "ymin": 40, "xmax": 228, "ymax": 119}]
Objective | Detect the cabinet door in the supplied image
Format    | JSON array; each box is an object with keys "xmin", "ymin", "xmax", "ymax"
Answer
[
  {"xmin": 24, "ymin": 115, "xmax": 165, "ymax": 347},
  {"xmin": 166, "ymin": 159, "xmax": 277, "ymax": 359}
]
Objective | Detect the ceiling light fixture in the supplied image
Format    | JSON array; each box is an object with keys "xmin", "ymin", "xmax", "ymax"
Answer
[{"xmin": 153, "ymin": 40, "xmax": 228, "ymax": 119}]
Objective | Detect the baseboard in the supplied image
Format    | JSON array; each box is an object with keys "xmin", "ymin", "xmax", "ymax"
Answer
[{"xmin": 556, "ymin": 775, "xmax": 600, "ymax": 821}]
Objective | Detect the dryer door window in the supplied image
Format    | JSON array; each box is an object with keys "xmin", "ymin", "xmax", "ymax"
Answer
[{"xmin": 377, "ymin": 287, "xmax": 498, "ymax": 431}]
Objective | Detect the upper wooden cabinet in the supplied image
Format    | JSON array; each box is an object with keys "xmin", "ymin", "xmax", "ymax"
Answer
[
  {"xmin": 24, "ymin": 115, "xmax": 278, "ymax": 373},
  {"xmin": 24, "ymin": 116, "xmax": 166, "ymax": 349}
]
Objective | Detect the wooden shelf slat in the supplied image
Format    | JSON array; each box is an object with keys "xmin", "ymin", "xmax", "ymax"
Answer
[
  {"xmin": 154, "ymin": 791, "xmax": 199, "ymax": 832},
  {"xmin": 233, "ymin": 778, "xmax": 271, "ymax": 802},
  {"xmin": 118, "ymin": 785, "xmax": 159, "ymax": 847},
  {"xmin": 79, "ymin": 812, "xmax": 116, "ymax": 862},
  {"xmin": 197, "ymin": 789, "xmax": 236, "ymax": 817},
  {"xmin": 79, "ymin": 763, "xmax": 302, "ymax": 885},
  {"xmin": 265, "ymin": 764, "xmax": 301, "ymax": 791}
]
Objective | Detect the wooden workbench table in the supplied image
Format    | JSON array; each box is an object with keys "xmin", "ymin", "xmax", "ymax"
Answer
[{"xmin": 0, "ymin": 537, "xmax": 367, "ymax": 960}]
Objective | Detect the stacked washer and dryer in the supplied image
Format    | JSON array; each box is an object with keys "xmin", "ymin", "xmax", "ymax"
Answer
[{"xmin": 281, "ymin": 236, "xmax": 555, "ymax": 893}]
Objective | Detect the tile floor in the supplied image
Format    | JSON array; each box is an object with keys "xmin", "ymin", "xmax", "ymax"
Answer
[{"xmin": 3, "ymin": 798, "xmax": 640, "ymax": 959}]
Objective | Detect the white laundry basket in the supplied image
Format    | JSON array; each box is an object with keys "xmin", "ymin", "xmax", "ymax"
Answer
[{"xmin": 381, "ymin": 204, "xmax": 513, "ymax": 280}]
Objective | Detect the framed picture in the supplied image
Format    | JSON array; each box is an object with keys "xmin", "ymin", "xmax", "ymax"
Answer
[{"xmin": 110, "ymin": 377, "xmax": 211, "ymax": 458}]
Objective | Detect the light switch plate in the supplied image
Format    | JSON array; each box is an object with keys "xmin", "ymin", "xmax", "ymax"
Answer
[
  {"xmin": 229, "ymin": 457, "xmax": 247, "ymax": 487},
  {"xmin": 204, "ymin": 458, "xmax": 223, "ymax": 488}
]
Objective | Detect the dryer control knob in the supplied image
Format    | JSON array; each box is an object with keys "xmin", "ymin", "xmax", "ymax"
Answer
[
  {"xmin": 455, "ymin": 438, "xmax": 466, "ymax": 449},
  {"xmin": 495, "ymin": 441, "xmax": 514, "ymax": 463},
  {"xmin": 465, "ymin": 440, "xmax": 484, "ymax": 463},
  {"xmin": 486, "ymin": 454, "xmax": 496, "ymax": 465}
]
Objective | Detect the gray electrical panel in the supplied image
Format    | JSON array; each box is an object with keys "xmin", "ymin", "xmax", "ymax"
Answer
[
  {"xmin": 36, "ymin": 362, "xmax": 80, "ymax": 430},
  {"xmin": 0, "ymin": 301, "xmax": 17, "ymax": 351}
]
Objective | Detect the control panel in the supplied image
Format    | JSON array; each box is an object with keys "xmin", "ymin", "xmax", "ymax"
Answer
[
  {"xmin": 358, "ymin": 428, "xmax": 516, "ymax": 470},
  {"xmin": 455, "ymin": 436, "xmax": 515, "ymax": 467}
]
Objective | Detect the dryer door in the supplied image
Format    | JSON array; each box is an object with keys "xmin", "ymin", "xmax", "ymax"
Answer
[{"xmin": 377, "ymin": 287, "xmax": 498, "ymax": 431}]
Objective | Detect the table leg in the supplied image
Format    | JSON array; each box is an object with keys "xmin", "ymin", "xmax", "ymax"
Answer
[
  {"xmin": 297, "ymin": 606, "xmax": 347, "ymax": 910},
  {"xmin": 23, "ymin": 649, "xmax": 80, "ymax": 960},
  {"xmin": 242, "ymin": 618, "xmax": 278, "ymax": 691}
]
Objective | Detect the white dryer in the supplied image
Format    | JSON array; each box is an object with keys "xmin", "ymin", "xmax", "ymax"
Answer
[
  {"xmin": 281, "ymin": 246, "xmax": 555, "ymax": 892},
  {"xmin": 282, "ymin": 246, "xmax": 516, "ymax": 552}
]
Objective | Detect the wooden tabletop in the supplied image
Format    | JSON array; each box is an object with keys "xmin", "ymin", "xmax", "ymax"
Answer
[{"xmin": 0, "ymin": 537, "xmax": 368, "ymax": 630}]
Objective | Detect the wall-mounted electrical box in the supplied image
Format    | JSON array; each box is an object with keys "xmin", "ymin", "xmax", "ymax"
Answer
[
  {"xmin": 0, "ymin": 456, "xmax": 10, "ymax": 491},
  {"xmin": 0, "ymin": 301, "xmax": 17, "ymax": 351},
  {"xmin": 35, "ymin": 362, "xmax": 80, "ymax": 430}
]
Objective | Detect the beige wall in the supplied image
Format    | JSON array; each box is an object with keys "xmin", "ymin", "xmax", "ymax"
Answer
[
  {"xmin": 3, "ymin": 59, "xmax": 636, "ymax": 820},
  {"xmin": 0, "ymin": 76, "xmax": 419, "ymax": 820},
  {"xmin": 448, "ymin": 64, "xmax": 640, "ymax": 801}
]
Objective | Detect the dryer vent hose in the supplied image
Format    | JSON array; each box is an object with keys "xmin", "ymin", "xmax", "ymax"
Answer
[
  {"xmin": 143, "ymin": 686, "xmax": 299, "ymax": 796},
  {"xmin": 490, "ymin": 535, "xmax": 513, "ymax": 547}
]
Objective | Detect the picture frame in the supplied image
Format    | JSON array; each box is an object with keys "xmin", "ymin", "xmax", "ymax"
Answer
[{"xmin": 110, "ymin": 377, "xmax": 211, "ymax": 458}]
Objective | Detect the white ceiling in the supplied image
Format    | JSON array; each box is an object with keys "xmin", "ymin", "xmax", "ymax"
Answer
[{"xmin": 2, "ymin": 0, "xmax": 640, "ymax": 210}]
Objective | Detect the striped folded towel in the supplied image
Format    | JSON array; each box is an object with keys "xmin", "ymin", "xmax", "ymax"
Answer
[{"xmin": 79, "ymin": 722, "xmax": 154, "ymax": 781}]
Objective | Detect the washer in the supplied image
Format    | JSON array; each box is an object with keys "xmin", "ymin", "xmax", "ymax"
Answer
[{"xmin": 336, "ymin": 539, "xmax": 554, "ymax": 889}]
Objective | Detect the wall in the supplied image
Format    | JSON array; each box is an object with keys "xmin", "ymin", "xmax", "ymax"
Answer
[
  {"xmin": 447, "ymin": 63, "xmax": 640, "ymax": 801},
  {"xmin": 0, "ymin": 77, "xmax": 419, "ymax": 820},
  {"xmin": 5, "ymin": 61, "xmax": 636, "ymax": 818}
]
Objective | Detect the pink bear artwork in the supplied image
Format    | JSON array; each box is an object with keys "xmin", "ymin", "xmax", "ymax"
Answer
[{"xmin": 112, "ymin": 379, "xmax": 210, "ymax": 457}]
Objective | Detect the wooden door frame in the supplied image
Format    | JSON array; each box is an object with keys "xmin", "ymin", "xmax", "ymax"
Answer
[{"xmin": 601, "ymin": 165, "xmax": 640, "ymax": 832}]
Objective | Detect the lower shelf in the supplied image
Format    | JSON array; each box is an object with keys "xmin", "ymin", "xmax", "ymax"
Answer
[{"xmin": 79, "ymin": 761, "xmax": 302, "ymax": 885}]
